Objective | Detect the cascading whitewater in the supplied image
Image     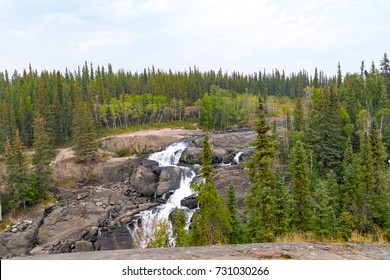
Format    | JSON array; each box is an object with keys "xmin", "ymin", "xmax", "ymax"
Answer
[
  {"xmin": 233, "ymin": 151, "xmax": 243, "ymax": 164},
  {"xmin": 128, "ymin": 141, "xmax": 196, "ymax": 248}
]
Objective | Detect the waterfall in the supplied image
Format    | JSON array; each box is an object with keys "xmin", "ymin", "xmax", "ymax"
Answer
[
  {"xmin": 128, "ymin": 141, "xmax": 196, "ymax": 248},
  {"xmin": 233, "ymin": 151, "xmax": 243, "ymax": 164}
]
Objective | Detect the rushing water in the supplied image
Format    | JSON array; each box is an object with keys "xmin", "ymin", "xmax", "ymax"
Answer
[
  {"xmin": 128, "ymin": 141, "xmax": 196, "ymax": 248},
  {"xmin": 127, "ymin": 140, "xmax": 249, "ymax": 248},
  {"xmin": 233, "ymin": 151, "xmax": 243, "ymax": 164}
]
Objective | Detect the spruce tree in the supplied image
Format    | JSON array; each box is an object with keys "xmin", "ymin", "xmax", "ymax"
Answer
[
  {"xmin": 324, "ymin": 171, "xmax": 341, "ymax": 219},
  {"xmin": 32, "ymin": 112, "xmax": 54, "ymax": 200},
  {"xmin": 245, "ymin": 96, "xmax": 278, "ymax": 242},
  {"xmin": 172, "ymin": 208, "xmax": 188, "ymax": 247},
  {"xmin": 189, "ymin": 131, "xmax": 232, "ymax": 245},
  {"xmin": 313, "ymin": 67, "xmax": 319, "ymax": 88},
  {"xmin": 320, "ymin": 85, "xmax": 343, "ymax": 177},
  {"xmin": 292, "ymin": 97, "xmax": 305, "ymax": 134},
  {"xmin": 341, "ymin": 138, "xmax": 362, "ymax": 217},
  {"xmin": 291, "ymin": 141, "xmax": 310, "ymax": 230},
  {"xmin": 200, "ymin": 132, "xmax": 214, "ymax": 182},
  {"xmin": 4, "ymin": 130, "xmax": 31, "ymax": 214},
  {"xmin": 337, "ymin": 62, "xmax": 342, "ymax": 90},
  {"xmin": 358, "ymin": 133, "xmax": 375, "ymax": 232},
  {"xmin": 225, "ymin": 184, "xmax": 242, "ymax": 244},
  {"xmin": 273, "ymin": 171, "xmax": 292, "ymax": 236},
  {"xmin": 73, "ymin": 100, "xmax": 98, "ymax": 163},
  {"xmin": 368, "ymin": 120, "xmax": 390, "ymax": 229},
  {"xmin": 309, "ymin": 180, "xmax": 335, "ymax": 237}
]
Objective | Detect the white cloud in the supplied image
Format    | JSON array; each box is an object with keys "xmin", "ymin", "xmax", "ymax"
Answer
[
  {"xmin": 44, "ymin": 12, "xmax": 85, "ymax": 28},
  {"xmin": 0, "ymin": 0, "xmax": 388, "ymax": 75}
]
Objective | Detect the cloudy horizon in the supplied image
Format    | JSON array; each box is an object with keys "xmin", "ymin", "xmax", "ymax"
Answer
[{"xmin": 0, "ymin": 0, "xmax": 388, "ymax": 76}]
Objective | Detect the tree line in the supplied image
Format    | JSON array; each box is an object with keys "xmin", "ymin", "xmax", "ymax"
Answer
[
  {"xmin": 1, "ymin": 54, "xmax": 390, "ymax": 241},
  {"xmin": 164, "ymin": 95, "xmax": 389, "ymax": 248},
  {"xmin": 0, "ymin": 62, "xmax": 312, "ymax": 152}
]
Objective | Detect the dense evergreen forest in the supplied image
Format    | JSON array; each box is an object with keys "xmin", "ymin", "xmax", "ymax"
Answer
[{"xmin": 1, "ymin": 53, "xmax": 390, "ymax": 243}]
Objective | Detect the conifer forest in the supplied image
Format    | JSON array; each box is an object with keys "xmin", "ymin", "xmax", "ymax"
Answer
[{"xmin": 0, "ymin": 53, "xmax": 390, "ymax": 245}]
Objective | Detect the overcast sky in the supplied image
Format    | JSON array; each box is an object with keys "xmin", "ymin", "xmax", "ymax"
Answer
[{"xmin": 0, "ymin": 0, "xmax": 388, "ymax": 76}]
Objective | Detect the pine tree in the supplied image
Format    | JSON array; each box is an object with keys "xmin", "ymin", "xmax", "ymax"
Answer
[
  {"xmin": 320, "ymin": 85, "xmax": 343, "ymax": 177},
  {"xmin": 313, "ymin": 67, "xmax": 319, "ymax": 88},
  {"xmin": 200, "ymin": 132, "xmax": 214, "ymax": 182},
  {"xmin": 189, "ymin": 181, "xmax": 232, "ymax": 245},
  {"xmin": 368, "ymin": 120, "xmax": 390, "ymax": 229},
  {"xmin": 291, "ymin": 141, "xmax": 310, "ymax": 230},
  {"xmin": 225, "ymin": 184, "xmax": 242, "ymax": 244},
  {"xmin": 324, "ymin": 171, "xmax": 341, "ymax": 218},
  {"xmin": 189, "ymin": 131, "xmax": 232, "ymax": 245},
  {"xmin": 337, "ymin": 62, "xmax": 342, "ymax": 90},
  {"xmin": 341, "ymin": 138, "xmax": 362, "ymax": 216},
  {"xmin": 32, "ymin": 112, "xmax": 54, "ymax": 200},
  {"xmin": 245, "ymin": 96, "xmax": 278, "ymax": 242},
  {"xmin": 309, "ymin": 180, "xmax": 335, "ymax": 237},
  {"xmin": 292, "ymin": 97, "xmax": 305, "ymax": 133},
  {"xmin": 172, "ymin": 208, "xmax": 188, "ymax": 247},
  {"xmin": 273, "ymin": 171, "xmax": 292, "ymax": 236},
  {"xmin": 73, "ymin": 100, "xmax": 98, "ymax": 162},
  {"xmin": 358, "ymin": 133, "xmax": 375, "ymax": 232},
  {"xmin": 4, "ymin": 130, "xmax": 31, "ymax": 214}
]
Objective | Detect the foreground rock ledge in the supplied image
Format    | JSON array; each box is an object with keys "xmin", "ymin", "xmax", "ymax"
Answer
[{"xmin": 14, "ymin": 243, "xmax": 390, "ymax": 260}]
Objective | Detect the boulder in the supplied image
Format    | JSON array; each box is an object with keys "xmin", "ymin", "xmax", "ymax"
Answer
[
  {"xmin": 180, "ymin": 147, "xmax": 202, "ymax": 165},
  {"xmin": 212, "ymin": 147, "xmax": 228, "ymax": 164},
  {"xmin": 181, "ymin": 194, "xmax": 198, "ymax": 209},
  {"xmin": 95, "ymin": 227, "xmax": 132, "ymax": 251},
  {"xmin": 73, "ymin": 240, "xmax": 94, "ymax": 252},
  {"xmin": 94, "ymin": 157, "xmax": 133, "ymax": 184},
  {"xmin": 128, "ymin": 159, "xmax": 159, "ymax": 198},
  {"xmin": 222, "ymin": 153, "xmax": 235, "ymax": 164},
  {"xmin": 156, "ymin": 167, "xmax": 182, "ymax": 197}
]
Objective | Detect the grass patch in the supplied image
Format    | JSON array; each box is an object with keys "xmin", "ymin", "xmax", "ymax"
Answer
[
  {"xmin": 56, "ymin": 177, "xmax": 76, "ymax": 188},
  {"xmin": 276, "ymin": 230, "xmax": 389, "ymax": 244},
  {"xmin": 0, "ymin": 219, "xmax": 13, "ymax": 231}
]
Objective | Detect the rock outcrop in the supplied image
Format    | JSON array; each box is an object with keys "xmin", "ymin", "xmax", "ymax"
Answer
[
  {"xmin": 157, "ymin": 167, "xmax": 182, "ymax": 196},
  {"xmin": 180, "ymin": 131, "xmax": 256, "ymax": 165},
  {"xmin": 0, "ymin": 128, "xmax": 260, "ymax": 259},
  {"xmin": 15, "ymin": 242, "xmax": 390, "ymax": 260},
  {"xmin": 101, "ymin": 128, "xmax": 201, "ymax": 155},
  {"xmin": 180, "ymin": 194, "xmax": 198, "ymax": 209},
  {"xmin": 0, "ymin": 215, "xmax": 44, "ymax": 258},
  {"xmin": 95, "ymin": 227, "xmax": 133, "ymax": 251},
  {"xmin": 213, "ymin": 165, "xmax": 251, "ymax": 212}
]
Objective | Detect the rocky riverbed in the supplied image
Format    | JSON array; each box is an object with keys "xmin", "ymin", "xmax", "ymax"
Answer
[
  {"xmin": 4, "ymin": 127, "xmax": 387, "ymax": 261},
  {"xmin": 0, "ymin": 128, "xmax": 257, "ymax": 259}
]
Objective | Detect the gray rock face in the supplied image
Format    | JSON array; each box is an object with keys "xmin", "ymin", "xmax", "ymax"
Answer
[
  {"xmin": 73, "ymin": 240, "xmax": 94, "ymax": 252},
  {"xmin": 18, "ymin": 242, "xmax": 390, "ymax": 260},
  {"xmin": 156, "ymin": 167, "xmax": 182, "ymax": 197},
  {"xmin": 95, "ymin": 158, "xmax": 133, "ymax": 184},
  {"xmin": 213, "ymin": 165, "xmax": 251, "ymax": 212},
  {"xmin": 0, "ymin": 129, "xmax": 259, "ymax": 259},
  {"xmin": 128, "ymin": 159, "xmax": 159, "ymax": 198},
  {"xmin": 95, "ymin": 227, "xmax": 132, "ymax": 251},
  {"xmin": 186, "ymin": 131, "xmax": 256, "ymax": 165},
  {"xmin": 37, "ymin": 204, "xmax": 103, "ymax": 253},
  {"xmin": 212, "ymin": 147, "xmax": 229, "ymax": 164},
  {"xmin": 0, "ymin": 214, "xmax": 44, "ymax": 259},
  {"xmin": 180, "ymin": 194, "xmax": 198, "ymax": 209},
  {"xmin": 180, "ymin": 147, "xmax": 202, "ymax": 165}
]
